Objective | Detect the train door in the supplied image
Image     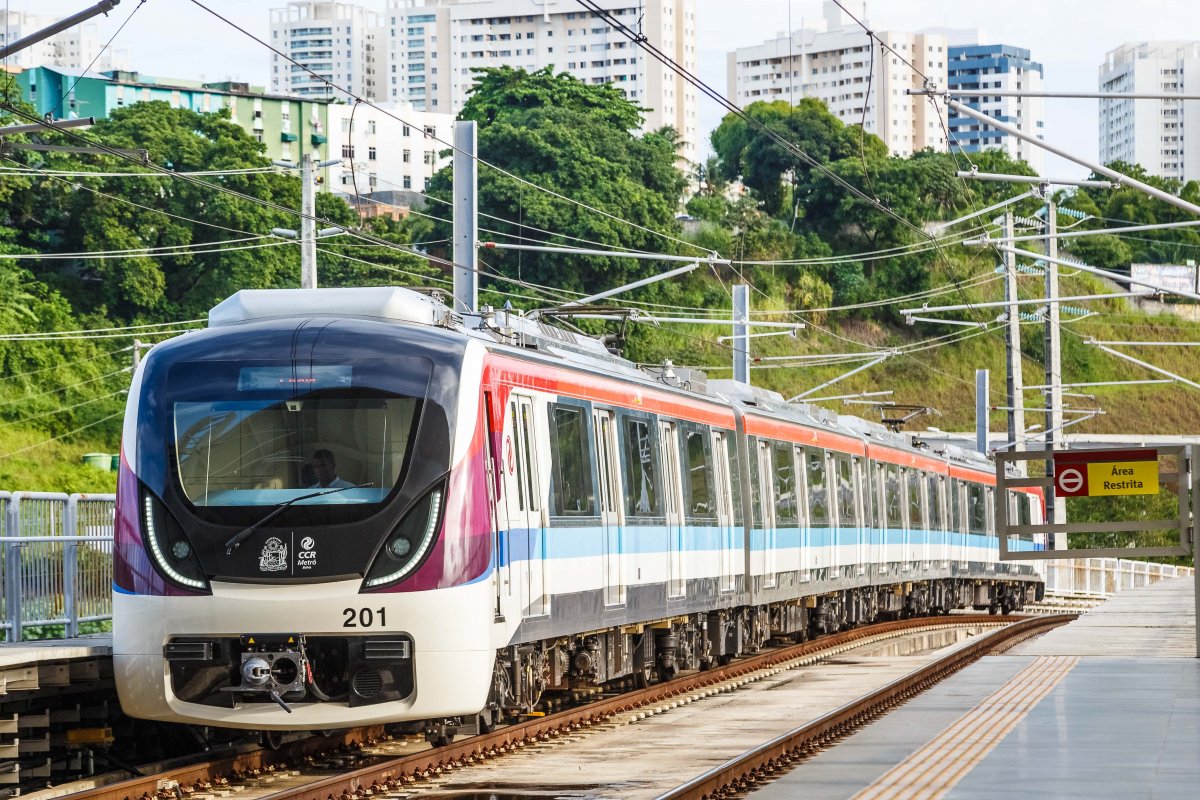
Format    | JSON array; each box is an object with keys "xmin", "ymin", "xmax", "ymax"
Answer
[
  {"xmin": 869, "ymin": 461, "xmax": 886, "ymax": 577},
  {"xmin": 712, "ymin": 430, "xmax": 736, "ymax": 593},
  {"xmin": 593, "ymin": 409, "xmax": 625, "ymax": 606},
  {"xmin": 851, "ymin": 456, "xmax": 867, "ymax": 576},
  {"xmin": 794, "ymin": 446, "xmax": 810, "ymax": 583},
  {"xmin": 483, "ymin": 391, "xmax": 504, "ymax": 619},
  {"xmin": 507, "ymin": 395, "xmax": 546, "ymax": 618},
  {"xmin": 659, "ymin": 421, "xmax": 685, "ymax": 598},
  {"xmin": 756, "ymin": 441, "xmax": 777, "ymax": 589}
]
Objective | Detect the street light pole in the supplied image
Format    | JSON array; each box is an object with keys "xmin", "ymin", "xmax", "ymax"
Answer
[{"xmin": 300, "ymin": 153, "xmax": 317, "ymax": 289}]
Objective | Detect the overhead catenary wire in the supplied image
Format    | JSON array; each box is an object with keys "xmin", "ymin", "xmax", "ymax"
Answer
[{"xmin": 0, "ymin": 366, "xmax": 130, "ymax": 409}]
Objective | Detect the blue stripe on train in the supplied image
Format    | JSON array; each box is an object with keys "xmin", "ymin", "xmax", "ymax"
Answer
[{"xmin": 496, "ymin": 524, "xmax": 1040, "ymax": 566}]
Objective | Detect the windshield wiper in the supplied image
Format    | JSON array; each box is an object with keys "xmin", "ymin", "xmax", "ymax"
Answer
[{"xmin": 223, "ymin": 483, "xmax": 371, "ymax": 555}]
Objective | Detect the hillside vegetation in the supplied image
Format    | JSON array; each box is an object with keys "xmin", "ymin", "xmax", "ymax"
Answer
[{"xmin": 1, "ymin": 69, "xmax": 1199, "ymax": 493}]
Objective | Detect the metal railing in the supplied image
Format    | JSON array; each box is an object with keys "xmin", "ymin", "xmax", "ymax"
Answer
[
  {"xmin": 1042, "ymin": 557, "xmax": 1195, "ymax": 598},
  {"xmin": 1, "ymin": 491, "xmax": 116, "ymax": 642}
]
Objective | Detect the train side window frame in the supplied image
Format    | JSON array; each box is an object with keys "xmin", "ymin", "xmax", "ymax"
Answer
[
  {"xmin": 884, "ymin": 463, "xmax": 902, "ymax": 529},
  {"xmin": 772, "ymin": 440, "xmax": 799, "ymax": 525},
  {"xmin": 967, "ymin": 482, "xmax": 986, "ymax": 535},
  {"xmin": 927, "ymin": 474, "xmax": 944, "ymax": 531},
  {"xmin": 905, "ymin": 468, "xmax": 923, "ymax": 531},
  {"xmin": 805, "ymin": 445, "xmax": 829, "ymax": 527},
  {"xmin": 546, "ymin": 400, "xmax": 597, "ymax": 518},
  {"xmin": 726, "ymin": 432, "xmax": 743, "ymax": 525},
  {"xmin": 618, "ymin": 411, "xmax": 663, "ymax": 519},
  {"xmin": 836, "ymin": 453, "xmax": 857, "ymax": 526},
  {"xmin": 681, "ymin": 421, "xmax": 716, "ymax": 521}
]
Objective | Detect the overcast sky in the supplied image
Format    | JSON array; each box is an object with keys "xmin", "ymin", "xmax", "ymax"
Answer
[{"xmin": 10, "ymin": 1, "xmax": 1200, "ymax": 178}]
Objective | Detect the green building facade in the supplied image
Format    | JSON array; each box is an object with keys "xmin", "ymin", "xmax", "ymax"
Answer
[{"xmin": 17, "ymin": 66, "xmax": 333, "ymax": 172}]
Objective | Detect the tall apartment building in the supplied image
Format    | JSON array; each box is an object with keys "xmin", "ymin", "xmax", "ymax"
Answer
[
  {"xmin": 269, "ymin": 1, "xmax": 384, "ymax": 102},
  {"xmin": 1099, "ymin": 41, "xmax": 1200, "ymax": 182},
  {"xmin": 727, "ymin": 1, "xmax": 948, "ymax": 157},
  {"xmin": 945, "ymin": 42, "xmax": 1045, "ymax": 175},
  {"xmin": 0, "ymin": 9, "xmax": 128, "ymax": 72},
  {"xmin": 272, "ymin": 0, "xmax": 699, "ymax": 164}
]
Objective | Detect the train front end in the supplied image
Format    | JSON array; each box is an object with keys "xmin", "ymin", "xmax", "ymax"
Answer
[{"xmin": 113, "ymin": 289, "xmax": 495, "ymax": 730}]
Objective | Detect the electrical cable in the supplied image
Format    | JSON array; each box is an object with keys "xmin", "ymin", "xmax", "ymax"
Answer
[{"xmin": 185, "ymin": 0, "xmax": 710, "ymax": 257}]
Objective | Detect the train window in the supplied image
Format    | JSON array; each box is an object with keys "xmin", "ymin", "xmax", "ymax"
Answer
[
  {"xmin": 905, "ymin": 469, "xmax": 923, "ymax": 530},
  {"xmin": 621, "ymin": 417, "xmax": 661, "ymax": 517},
  {"xmin": 727, "ymin": 433, "xmax": 743, "ymax": 525},
  {"xmin": 927, "ymin": 475, "xmax": 944, "ymax": 530},
  {"xmin": 950, "ymin": 478, "xmax": 962, "ymax": 533},
  {"xmin": 985, "ymin": 487, "xmax": 995, "ymax": 535},
  {"xmin": 547, "ymin": 404, "xmax": 595, "ymax": 516},
  {"xmin": 885, "ymin": 465, "xmax": 902, "ymax": 528},
  {"xmin": 773, "ymin": 442, "xmax": 798, "ymax": 524},
  {"xmin": 836, "ymin": 454, "xmax": 856, "ymax": 526},
  {"xmin": 684, "ymin": 426, "xmax": 715, "ymax": 519},
  {"xmin": 748, "ymin": 438, "xmax": 764, "ymax": 527},
  {"xmin": 1016, "ymin": 492, "xmax": 1032, "ymax": 527},
  {"xmin": 967, "ymin": 483, "xmax": 986, "ymax": 535},
  {"xmin": 805, "ymin": 447, "xmax": 829, "ymax": 526}
]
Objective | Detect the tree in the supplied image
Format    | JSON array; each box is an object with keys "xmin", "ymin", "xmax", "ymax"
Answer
[
  {"xmin": 425, "ymin": 68, "xmax": 687, "ymax": 296},
  {"xmin": 711, "ymin": 99, "xmax": 884, "ymax": 216}
]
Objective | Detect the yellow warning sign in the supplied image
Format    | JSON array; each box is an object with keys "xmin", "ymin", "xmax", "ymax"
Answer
[{"xmin": 1085, "ymin": 460, "xmax": 1159, "ymax": 496}]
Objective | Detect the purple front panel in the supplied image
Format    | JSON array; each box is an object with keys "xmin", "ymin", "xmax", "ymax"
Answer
[
  {"xmin": 112, "ymin": 452, "xmax": 204, "ymax": 597},
  {"xmin": 373, "ymin": 412, "xmax": 493, "ymax": 593}
]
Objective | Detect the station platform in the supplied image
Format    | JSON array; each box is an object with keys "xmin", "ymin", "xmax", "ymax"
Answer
[
  {"xmin": 753, "ymin": 577, "xmax": 1198, "ymax": 800},
  {"xmin": 0, "ymin": 635, "xmax": 111, "ymax": 695}
]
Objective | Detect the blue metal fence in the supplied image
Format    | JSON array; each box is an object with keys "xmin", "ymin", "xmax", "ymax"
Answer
[{"xmin": 0, "ymin": 491, "xmax": 116, "ymax": 642}]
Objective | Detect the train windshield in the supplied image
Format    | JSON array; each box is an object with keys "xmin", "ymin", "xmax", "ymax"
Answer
[{"xmin": 170, "ymin": 359, "xmax": 428, "ymax": 508}]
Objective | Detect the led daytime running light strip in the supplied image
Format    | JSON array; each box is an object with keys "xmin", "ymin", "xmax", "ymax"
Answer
[
  {"xmin": 367, "ymin": 490, "xmax": 442, "ymax": 588},
  {"xmin": 143, "ymin": 494, "xmax": 206, "ymax": 590}
]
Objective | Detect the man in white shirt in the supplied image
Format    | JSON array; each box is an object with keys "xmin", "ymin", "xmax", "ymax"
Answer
[{"xmin": 309, "ymin": 449, "xmax": 353, "ymax": 489}]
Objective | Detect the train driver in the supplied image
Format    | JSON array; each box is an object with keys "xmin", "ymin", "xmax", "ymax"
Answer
[{"xmin": 308, "ymin": 449, "xmax": 354, "ymax": 490}]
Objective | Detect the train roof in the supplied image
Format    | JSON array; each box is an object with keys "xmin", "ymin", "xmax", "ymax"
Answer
[{"xmin": 206, "ymin": 287, "xmax": 1000, "ymax": 476}]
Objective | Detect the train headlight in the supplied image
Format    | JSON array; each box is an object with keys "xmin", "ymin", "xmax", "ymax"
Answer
[
  {"xmin": 363, "ymin": 484, "xmax": 443, "ymax": 590},
  {"xmin": 140, "ymin": 485, "xmax": 209, "ymax": 592}
]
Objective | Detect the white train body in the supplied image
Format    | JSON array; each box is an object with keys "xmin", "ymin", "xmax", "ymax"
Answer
[{"xmin": 114, "ymin": 288, "xmax": 1043, "ymax": 730}]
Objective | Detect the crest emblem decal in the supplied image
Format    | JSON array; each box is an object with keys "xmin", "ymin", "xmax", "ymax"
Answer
[{"xmin": 259, "ymin": 537, "xmax": 288, "ymax": 572}]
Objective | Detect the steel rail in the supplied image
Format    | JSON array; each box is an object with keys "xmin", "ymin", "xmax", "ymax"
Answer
[
  {"xmin": 69, "ymin": 615, "xmax": 1043, "ymax": 800},
  {"xmin": 655, "ymin": 614, "xmax": 1074, "ymax": 800}
]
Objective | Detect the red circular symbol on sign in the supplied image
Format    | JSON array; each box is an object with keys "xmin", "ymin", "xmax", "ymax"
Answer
[
  {"xmin": 504, "ymin": 435, "xmax": 515, "ymax": 475},
  {"xmin": 1057, "ymin": 467, "xmax": 1084, "ymax": 494}
]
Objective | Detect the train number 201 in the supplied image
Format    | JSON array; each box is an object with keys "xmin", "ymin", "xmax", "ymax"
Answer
[{"xmin": 342, "ymin": 607, "xmax": 387, "ymax": 628}]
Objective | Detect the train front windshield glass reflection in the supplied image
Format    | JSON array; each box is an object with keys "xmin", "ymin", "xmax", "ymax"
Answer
[{"xmin": 173, "ymin": 394, "xmax": 419, "ymax": 507}]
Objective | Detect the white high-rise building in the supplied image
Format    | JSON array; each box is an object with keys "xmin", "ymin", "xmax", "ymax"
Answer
[
  {"xmin": 269, "ymin": 1, "xmax": 384, "ymax": 102},
  {"xmin": 1099, "ymin": 42, "xmax": 1200, "ymax": 183},
  {"xmin": 272, "ymin": 1, "xmax": 699, "ymax": 165},
  {"xmin": 0, "ymin": 9, "xmax": 128, "ymax": 71},
  {"xmin": 726, "ymin": 1, "xmax": 948, "ymax": 157}
]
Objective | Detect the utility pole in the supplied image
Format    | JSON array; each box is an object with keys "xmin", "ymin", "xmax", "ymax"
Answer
[
  {"xmin": 132, "ymin": 339, "xmax": 143, "ymax": 370},
  {"xmin": 1044, "ymin": 195, "xmax": 1066, "ymax": 535},
  {"xmin": 1003, "ymin": 210, "xmax": 1025, "ymax": 453},
  {"xmin": 732, "ymin": 284, "xmax": 750, "ymax": 385},
  {"xmin": 300, "ymin": 152, "xmax": 317, "ymax": 289},
  {"xmin": 975, "ymin": 369, "xmax": 989, "ymax": 454},
  {"xmin": 453, "ymin": 120, "xmax": 478, "ymax": 315}
]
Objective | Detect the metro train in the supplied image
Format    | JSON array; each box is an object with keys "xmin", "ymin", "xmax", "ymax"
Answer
[{"xmin": 113, "ymin": 286, "xmax": 1045, "ymax": 735}]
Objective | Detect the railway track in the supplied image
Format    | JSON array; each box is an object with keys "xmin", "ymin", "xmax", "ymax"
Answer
[{"xmin": 50, "ymin": 614, "xmax": 1070, "ymax": 800}]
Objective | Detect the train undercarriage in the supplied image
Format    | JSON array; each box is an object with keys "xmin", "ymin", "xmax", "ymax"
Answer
[{"xmin": 483, "ymin": 577, "xmax": 1041, "ymax": 729}]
